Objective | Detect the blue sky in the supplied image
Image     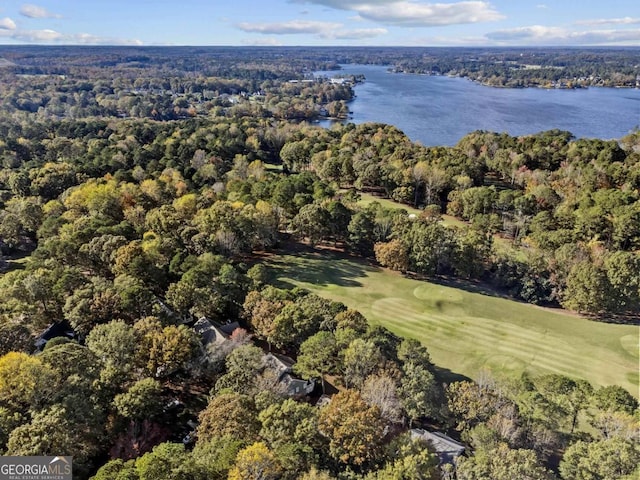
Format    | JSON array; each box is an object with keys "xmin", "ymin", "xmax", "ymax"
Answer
[{"xmin": 0, "ymin": 1, "xmax": 639, "ymax": 46}]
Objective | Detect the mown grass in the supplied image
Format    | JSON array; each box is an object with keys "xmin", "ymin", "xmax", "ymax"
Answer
[{"xmin": 266, "ymin": 249, "xmax": 640, "ymax": 395}]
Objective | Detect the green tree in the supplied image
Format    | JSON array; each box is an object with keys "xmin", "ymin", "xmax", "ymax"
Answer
[
  {"xmin": 271, "ymin": 294, "xmax": 341, "ymax": 348},
  {"xmin": 91, "ymin": 459, "xmax": 139, "ymax": 480},
  {"xmin": 533, "ymin": 374, "xmax": 593, "ymax": 434},
  {"xmin": 294, "ymin": 331, "xmax": 338, "ymax": 393},
  {"xmin": 259, "ymin": 398, "xmax": 319, "ymax": 449},
  {"xmin": 135, "ymin": 442, "xmax": 200, "ymax": 480},
  {"xmin": 291, "ymin": 203, "xmax": 331, "ymax": 245},
  {"xmin": 342, "ymin": 338, "xmax": 383, "ymax": 389},
  {"xmin": 592, "ymin": 385, "xmax": 638, "ymax": 415},
  {"xmin": 400, "ymin": 362, "xmax": 441, "ymax": 426},
  {"xmin": 86, "ymin": 319, "xmax": 137, "ymax": 382},
  {"xmin": 214, "ymin": 344, "xmax": 263, "ymax": 395},
  {"xmin": 0, "ymin": 323, "xmax": 33, "ymax": 356},
  {"xmin": 191, "ymin": 435, "xmax": 243, "ymax": 480},
  {"xmin": 348, "ymin": 210, "xmax": 376, "ymax": 255},
  {"xmin": 7, "ymin": 404, "xmax": 100, "ymax": 469},
  {"xmin": 559, "ymin": 438, "xmax": 640, "ymax": 480},
  {"xmin": 604, "ymin": 251, "xmax": 640, "ymax": 313},
  {"xmin": 456, "ymin": 443, "xmax": 553, "ymax": 480},
  {"xmin": 113, "ymin": 378, "xmax": 163, "ymax": 421},
  {"xmin": 563, "ymin": 261, "xmax": 613, "ymax": 314},
  {"xmin": 364, "ymin": 448, "xmax": 438, "ymax": 480},
  {"xmin": 280, "ymin": 141, "xmax": 309, "ymax": 172}
]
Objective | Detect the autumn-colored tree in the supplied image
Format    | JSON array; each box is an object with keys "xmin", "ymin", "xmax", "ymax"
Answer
[
  {"xmin": 334, "ymin": 309, "xmax": 369, "ymax": 334},
  {"xmin": 197, "ymin": 393, "xmax": 259, "ymax": 443},
  {"xmin": 362, "ymin": 374, "xmax": 403, "ymax": 424},
  {"xmin": 0, "ymin": 351, "xmax": 57, "ymax": 410},
  {"xmin": 374, "ymin": 239, "xmax": 410, "ymax": 272},
  {"xmin": 134, "ymin": 317, "xmax": 200, "ymax": 378},
  {"xmin": 318, "ymin": 389, "xmax": 385, "ymax": 467},
  {"xmin": 299, "ymin": 467, "xmax": 336, "ymax": 480},
  {"xmin": 243, "ymin": 290, "xmax": 286, "ymax": 349},
  {"xmin": 446, "ymin": 381, "xmax": 501, "ymax": 432},
  {"xmin": 228, "ymin": 442, "xmax": 281, "ymax": 480}
]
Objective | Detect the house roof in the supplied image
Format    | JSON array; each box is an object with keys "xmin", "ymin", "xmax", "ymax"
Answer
[
  {"xmin": 410, "ymin": 429, "xmax": 465, "ymax": 464},
  {"xmin": 262, "ymin": 353, "xmax": 314, "ymax": 396},
  {"xmin": 193, "ymin": 318, "xmax": 229, "ymax": 346},
  {"xmin": 34, "ymin": 321, "xmax": 75, "ymax": 349},
  {"xmin": 218, "ymin": 321, "xmax": 239, "ymax": 336},
  {"xmin": 262, "ymin": 352, "xmax": 295, "ymax": 374}
]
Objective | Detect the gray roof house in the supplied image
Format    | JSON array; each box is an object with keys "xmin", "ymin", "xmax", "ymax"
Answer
[
  {"xmin": 193, "ymin": 318, "xmax": 240, "ymax": 346},
  {"xmin": 263, "ymin": 352, "xmax": 315, "ymax": 397},
  {"xmin": 410, "ymin": 429, "xmax": 465, "ymax": 464}
]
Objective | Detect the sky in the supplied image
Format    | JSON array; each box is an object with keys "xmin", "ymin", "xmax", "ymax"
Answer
[{"xmin": 0, "ymin": 1, "xmax": 639, "ymax": 46}]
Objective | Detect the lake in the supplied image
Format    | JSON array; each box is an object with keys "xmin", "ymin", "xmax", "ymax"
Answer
[{"xmin": 317, "ymin": 64, "xmax": 640, "ymax": 146}]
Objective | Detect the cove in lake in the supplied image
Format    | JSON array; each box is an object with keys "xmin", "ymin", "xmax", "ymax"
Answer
[{"xmin": 316, "ymin": 64, "xmax": 640, "ymax": 147}]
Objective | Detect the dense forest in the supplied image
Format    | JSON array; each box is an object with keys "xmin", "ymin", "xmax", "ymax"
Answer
[{"xmin": 0, "ymin": 46, "xmax": 638, "ymax": 479}]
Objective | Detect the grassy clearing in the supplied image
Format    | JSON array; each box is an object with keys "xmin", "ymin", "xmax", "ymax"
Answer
[
  {"xmin": 355, "ymin": 192, "xmax": 464, "ymax": 227},
  {"xmin": 266, "ymin": 249, "xmax": 640, "ymax": 395},
  {"xmin": 355, "ymin": 192, "xmax": 518, "ymax": 254}
]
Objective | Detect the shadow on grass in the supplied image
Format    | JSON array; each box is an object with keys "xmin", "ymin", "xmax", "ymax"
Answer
[
  {"xmin": 265, "ymin": 243, "xmax": 380, "ymax": 289},
  {"xmin": 433, "ymin": 366, "xmax": 472, "ymax": 385}
]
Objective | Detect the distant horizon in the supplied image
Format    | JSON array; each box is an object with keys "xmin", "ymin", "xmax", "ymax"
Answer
[
  {"xmin": 0, "ymin": 1, "xmax": 639, "ymax": 47},
  {"xmin": 1, "ymin": 44, "xmax": 639, "ymax": 49}
]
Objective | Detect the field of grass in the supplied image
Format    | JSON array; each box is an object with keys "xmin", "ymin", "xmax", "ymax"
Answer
[{"xmin": 266, "ymin": 249, "xmax": 640, "ymax": 395}]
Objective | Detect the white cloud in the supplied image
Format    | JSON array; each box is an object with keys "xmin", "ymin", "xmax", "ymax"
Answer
[
  {"xmin": 0, "ymin": 17, "xmax": 17, "ymax": 30},
  {"xmin": 291, "ymin": 0, "xmax": 504, "ymax": 27},
  {"xmin": 576, "ymin": 17, "xmax": 640, "ymax": 26},
  {"xmin": 409, "ymin": 33, "xmax": 493, "ymax": 45},
  {"xmin": 0, "ymin": 28, "xmax": 143, "ymax": 45},
  {"xmin": 236, "ymin": 19, "xmax": 387, "ymax": 40},
  {"xmin": 486, "ymin": 25, "xmax": 640, "ymax": 45},
  {"xmin": 333, "ymin": 27, "xmax": 388, "ymax": 39},
  {"xmin": 536, "ymin": 4, "xmax": 548, "ymax": 8},
  {"xmin": 237, "ymin": 20, "xmax": 342, "ymax": 35},
  {"xmin": 19, "ymin": 4, "xmax": 62, "ymax": 19},
  {"xmin": 358, "ymin": 1, "xmax": 503, "ymax": 26}
]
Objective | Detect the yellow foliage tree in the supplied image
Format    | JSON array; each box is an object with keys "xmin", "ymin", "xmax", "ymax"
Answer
[
  {"xmin": 0, "ymin": 352, "xmax": 57, "ymax": 409},
  {"xmin": 228, "ymin": 442, "xmax": 281, "ymax": 480}
]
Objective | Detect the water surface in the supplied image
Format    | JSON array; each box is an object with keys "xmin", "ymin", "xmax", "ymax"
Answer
[{"xmin": 317, "ymin": 64, "xmax": 640, "ymax": 146}]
